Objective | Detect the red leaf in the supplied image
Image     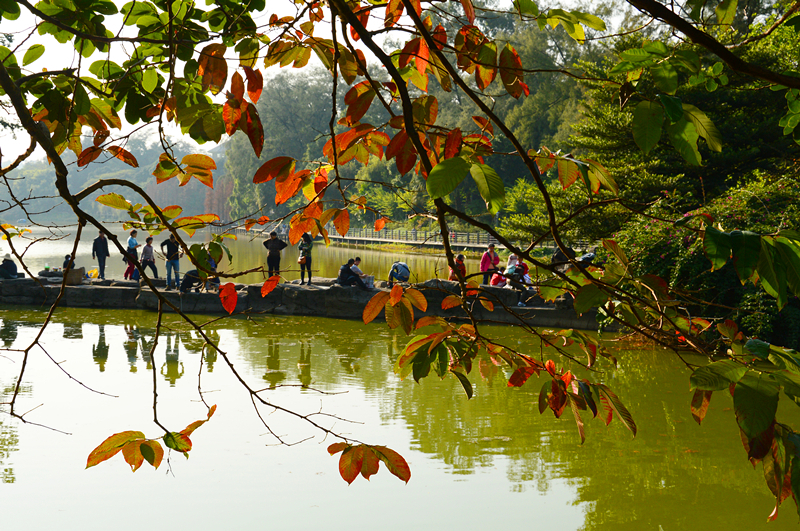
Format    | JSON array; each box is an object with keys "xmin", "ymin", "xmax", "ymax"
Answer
[
  {"xmin": 691, "ymin": 389, "xmax": 713, "ymax": 424},
  {"xmin": 230, "ymin": 71, "xmax": 245, "ymax": 102},
  {"xmin": 339, "ymin": 445, "xmax": 364, "ymax": 484},
  {"xmin": 242, "ymin": 66, "xmax": 263, "ymax": 102},
  {"xmin": 239, "ymin": 103, "xmax": 264, "ymax": 158},
  {"xmin": 78, "ymin": 146, "xmax": 102, "ymax": 167},
  {"xmin": 253, "ymin": 157, "xmax": 296, "ymax": 184},
  {"xmin": 499, "ymin": 43, "xmax": 526, "ymax": 99},
  {"xmin": 444, "ymin": 128, "xmax": 462, "ymax": 159},
  {"xmin": 460, "ymin": 0, "xmax": 476, "ymax": 24},
  {"xmin": 363, "ymin": 291, "xmax": 391, "ymax": 324},
  {"xmin": 441, "ymin": 295, "xmax": 461, "ymax": 310},
  {"xmin": 384, "ymin": 0, "xmax": 404, "ymax": 28},
  {"xmin": 197, "ymin": 43, "xmax": 228, "ymax": 95},
  {"xmin": 327, "ymin": 442, "xmax": 348, "ymax": 455},
  {"xmin": 374, "ymin": 217, "xmax": 389, "ymax": 231},
  {"xmin": 219, "ymin": 283, "xmax": 238, "ymax": 314},
  {"xmin": 544, "ymin": 359, "xmax": 557, "ymax": 377},
  {"xmin": 471, "ymin": 116, "xmax": 493, "ymax": 136},
  {"xmin": 261, "ymin": 276, "xmax": 280, "ymax": 296},
  {"xmin": 372, "ymin": 445, "xmax": 411, "ymax": 483},
  {"xmin": 361, "ymin": 446, "xmax": 381, "ymax": 480},
  {"xmin": 333, "ymin": 209, "xmax": 350, "ymax": 236},
  {"xmin": 223, "ymin": 99, "xmax": 245, "ymax": 136},
  {"xmin": 507, "ymin": 366, "xmax": 536, "ymax": 387},
  {"xmin": 106, "ymin": 146, "xmax": 139, "ymax": 168},
  {"xmin": 432, "ymin": 25, "xmax": 447, "ymax": 50}
]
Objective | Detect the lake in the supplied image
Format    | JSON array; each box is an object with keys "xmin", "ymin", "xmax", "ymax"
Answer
[{"xmin": 1, "ymin": 306, "xmax": 797, "ymax": 530}]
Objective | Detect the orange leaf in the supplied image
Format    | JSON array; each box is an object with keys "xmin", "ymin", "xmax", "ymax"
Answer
[
  {"xmin": 261, "ymin": 276, "xmax": 280, "ymax": 296},
  {"xmin": 253, "ymin": 157, "xmax": 296, "ymax": 184},
  {"xmin": 121, "ymin": 440, "xmax": 145, "ymax": 472},
  {"xmin": 77, "ymin": 146, "xmax": 102, "ymax": 167},
  {"xmin": 372, "ymin": 445, "xmax": 411, "ymax": 483},
  {"xmin": 363, "ymin": 291, "xmax": 391, "ymax": 324},
  {"xmin": 230, "ymin": 71, "xmax": 245, "ymax": 101},
  {"xmin": 507, "ymin": 366, "xmax": 537, "ymax": 387},
  {"xmin": 333, "ymin": 209, "xmax": 350, "ymax": 236},
  {"xmin": 239, "ymin": 103, "xmax": 264, "ymax": 158},
  {"xmin": 106, "ymin": 146, "xmax": 139, "ymax": 168},
  {"xmin": 374, "ymin": 217, "xmax": 389, "ymax": 231},
  {"xmin": 198, "ymin": 43, "xmax": 228, "ymax": 95},
  {"xmin": 361, "ymin": 446, "xmax": 381, "ymax": 480},
  {"xmin": 339, "ymin": 445, "xmax": 365, "ymax": 485},
  {"xmin": 472, "ymin": 116, "xmax": 494, "ymax": 136},
  {"xmin": 223, "ymin": 99, "xmax": 245, "ymax": 136},
  {"xmin": 441, "ymin": 295, "xmax": 461, "ymax": 310},
  {"xmin": 403, "ymin": 288, "xmax": 428, "ymax": 312},
  {"xmin": 275, "ymin": 171, "xmax": 304, "ymax": 205},
  {"xmin": 244, "ymin": 219, "xmax": 257, "ymax": 231},
  {"xmin": 460, "ymin": 0, "xmax": 476, "ymax": 24},
  {"xmin": 389, "ymin": 284, "xmax": 404, "ymax": 306},
  {"xmin": 219, "ymin": 283, "xmax": 238, "ymax": 314},
  {"xmin": 243, "ymin": 66, "xmax": 263, "ymax": 102},
  {"xmin": 415, "ymin": 315, "xmax": 443, "ymax": 329},
  {"xmin": 86, "ymin": 430, "xmax": 146, "ymax": 469},
  {"xmin": 444, "ymin": 128, "xmax": 462, "ymax": 159},
  {"xmin": 384, "ymin": 0, "xmax": 403, "ymax": 28},
  {"xmin": 479, "ymin": 297, "xmax": 494, "ymax": 311},
  {"xmin": 328, "ymin": 442, "xmax": 348, "ymax": 455}
]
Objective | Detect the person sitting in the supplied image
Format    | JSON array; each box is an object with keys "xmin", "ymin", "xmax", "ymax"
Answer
[
  {"xmin": 448, "ymin": 254, "xmax": 467, "ymax": 281},
  {"xmin": 0, "ymin": 254, "xmax": 18, "ymax": 279},
  {"xmin": 63, "ymin": 254, "xmax": 75, "ymax": 270},
  {"xmin": 388, "ymin": 261, "xmax": 410, "ymax": 287},
  {"xmin": 490, "ymin": 266, "xmax": 506, "ymax": 287},
  {"xmin": 338, "ymin": 259, "xmax": 368, "ymax": 290},
  {"xmin": 351, "ymin": 257, "xmax": 366, "ymax": 278}
]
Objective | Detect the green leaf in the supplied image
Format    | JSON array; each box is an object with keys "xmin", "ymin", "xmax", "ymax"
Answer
[
  {"xmin": 658, "ymin": 94, "xmax": 684, "ymax": 122},
  {"xmin": 22, "ymin": 44, "xmax": 45, "ymax": 66},
  {"xmin": 452, "ymin": 370, "xmax": 473, "ymax": 399},
  {"xmin": 96, "ymin": 192, "xmax": 133, "ymax": 210},
  {"xmin": 715, "ymin": 0, "xmax": 737, "ymax": 25},
  {"xmin": 469, "ymin": 163, "xmax": 505, "ymax": 214},
  {"xmin": 734, "ymin": 373, "xmax": 779, "ymax": 441},
  {"xmin": 729, "ymin": 230, "xmax": 761, "ymax": 283},
  {"xmin": 744, "ymin": 339, "xmax": 771, "ymax": 359},
  {"xmin": 702, "ymin": 224, "xmax": 731, "ymax": 271},
  {"xmin": 632, "ymin": 101, "xmax": 663, "ymax": 154},
  {"xmin": 758, "ymin": 238, "xmax": 788, "ymax": 310},
  {"xmin": 651, "ymin": 61, "xmax": 678, "ymax": 94},
  {"xmin": 513, "ymin": 0, "xmax": 539, "ymax": 16},
  {"xmin": 775, "ymin": 237, "xmax": 800, "ymax": 298},
  {"xmin": 596, "ymin": 384, "xmax": 637, "ymax": 436},
  {"xmin": 142, "ymin": 68, "xmax": 158, "ymax": 93},
  {"xmin": 690, "ymin": 359, "xmax": 748, "ymax": 391},
  {"xmin": 682, "ymin": 104, "xmax": 722, "ymax": 152},
  {"xmin": 426, "ymin": 157, "xmax": 470, "ymax": 200},
  {"xmin": 573, "ymin": 284, "xmax": 608, "ymax": 315},
  {"xmin": 666, "ymin": 117, "xmax": 701, "ymax": 166}
]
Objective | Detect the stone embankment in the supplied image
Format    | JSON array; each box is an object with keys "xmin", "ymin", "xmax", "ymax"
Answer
[{"xmin": 0, "ymin": 277, "xmax": 598, "ymax": 330}]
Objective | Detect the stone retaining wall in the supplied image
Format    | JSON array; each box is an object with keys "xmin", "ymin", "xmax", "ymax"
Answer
[{"xmin": 0, "ymin": 277, "xmax": 597, "ymax": 330}]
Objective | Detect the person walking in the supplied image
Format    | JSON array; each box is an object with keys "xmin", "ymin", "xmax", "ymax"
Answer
[
  {"xmin": 92, "ymin": 231, "xmax": 110, "ymax": 279},
  {"xmin": 123, "ymin": 229, "xmax": 141, "ymax": 280},
  {"xmin": 160, "ymin": 233, "xmax": 182, "ymax": 289},
  {"xmin": 298, "ymin": 232, "xmax": 313, "ymax": 285},
  {"xmin": 263, "ymin": 231, "xmax": 287, "ymax": 278},
  {"xmin": 480, "ymin": 243, "xmax": 500, "ymax": 284},
  {"xmin": 141, "ymin": 237, "xmax": 159, "ymax": 278}
]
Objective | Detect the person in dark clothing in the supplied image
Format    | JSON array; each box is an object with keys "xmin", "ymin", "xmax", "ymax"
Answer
[
  {"xmin": 263, "ymin": 231, "xmax": 287, "ymax": 278},
  {"xmin": 63, "ymin": 254, "xmax": 75, "ymax": 270},
  {"xmin": 0, "ymin": 254, "xmax": 18, "ymax": 279},
  {"xmin": 179, "ymin": 270, "xmax": 203, "ymax": 294},
  {"xmin": 338, "ymin": 259, "xmax": 368, "ymax": 290},
  {"xmin": 298, "ymin": 232, "xmax": 313, "ymax": 285},
  {"xmin": 161, "ymin": 234, "xmax": 182, "ymax": 289},
  {"xmin": 92, "ymin": 231, "xmax": 110, "ymax": 279}
]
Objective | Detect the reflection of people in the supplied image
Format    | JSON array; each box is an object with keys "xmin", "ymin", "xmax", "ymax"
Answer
[
  {"xmin": 388, "ymin": 261, "xmax": 410, "ymax": 287},
  {"xmin": 124, "ymin": 324, "xmax": 139, "ymax": 372},
  {"xmin": 263, "ymin": 339, "xmax": 286, "ymax": 388},
  {"xmin": 263, "ymin": 231, "xmax": 287, "ymax": 278},
  {"xmin": 92, "ymin": 231, "xmax": 110, "ymax": 280},
  {"xmin": 160, "ymin": 233, "xmax": 182, "ymax": 290},
  {"xmin": 161, "ymin": 333, "xmax": 184, "ymax": 385},
  {"xmin": 139, "ymin": 331, "xmax": 153, "ymax": 370},
  {"xmin": 298, "ymin": 340, "xmax": 311, "ymax": 387},
  {"xmin": 298, "ymin": 232, "xmax": 313, "ymax": 285},
  {"xmin": 92, "ymin": 324, "xmax": 109, "ymax": 372},
  {"xmin": 0, "ymin": 319, "xmax": 19, "ymax": 347},
  {"xmin": 63, "ymin": 322, "xmax": 83, "ymax": 339},
  {"xmin": 0, "ymin": 254, "xmax": 18, "ymax": 279}
]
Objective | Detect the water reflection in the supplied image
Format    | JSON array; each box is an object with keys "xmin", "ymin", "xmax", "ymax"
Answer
[
  {"xmin": 1, "ymin": 308, "xmax": 798, "ymax": 530},
  {"xmin": 0, "ymin": 383, "xmax": 20, "ymax": 483}
]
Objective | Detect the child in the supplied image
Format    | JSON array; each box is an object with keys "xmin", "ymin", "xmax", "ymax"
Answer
[{"xmin": 448, "ymin": 254, "xmax": 466, "ymax": 281}]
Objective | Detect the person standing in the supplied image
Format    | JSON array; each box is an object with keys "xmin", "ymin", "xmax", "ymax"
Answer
[
  {"xmin": 263, "ymin": 231, "xmax": 287, "ymax": 278},
  {"xmin": 141, "ymin": 237, "xmax": 159, "ymax": 278},
  {"xmin": 123, "ymin": 229, "xmax": 141, "ymax": 280},
  {"xmin": 160, "ymin": 233, "xmax": 182, "ymax": 289},
  {"xmin": 298, "ymin": 232, "xmax": 313, "ymax": 285},
  {"xmin": 480, "ymin": 243, "xmax": 500, "ymax": 284},
  {"xmin": 92, "ymin": 231, "xmax": 110, "ymax": 279}
]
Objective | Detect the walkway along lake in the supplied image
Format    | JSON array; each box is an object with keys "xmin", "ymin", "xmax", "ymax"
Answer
[{"xmin": 0, "ymin": 308, "xmax": 796, "ymax": 531}]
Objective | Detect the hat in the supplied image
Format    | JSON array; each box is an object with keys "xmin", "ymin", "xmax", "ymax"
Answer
[{"xmin": 2, "ymin": 253, "xmax": 11, "ymax": 260}]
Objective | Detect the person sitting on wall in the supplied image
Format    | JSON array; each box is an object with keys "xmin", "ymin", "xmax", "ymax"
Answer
[
  {"xmin": 0, "ymin": 254, "xmax": 18, "ymax": 279},
  {"xmin": 388, "ymin": 261, "xmax": 410, "ymax": 287},
  {"xmin": 63, "ymin": 254, "xmax": 75, "ymax": 270},
  {"xmin": 448, "ymin": 254, "xmax": 467, "ymax": 281},
  {"xmin": 490, "ymin": 266, "xmax": 506, "ymax": 287},
  {"xmin": 179, "ymin": 270, "xmax": 204, "ymax": 294},
  {"xmin": 338, "ymin": 259, "xmax": 369, "ymax": 290}
]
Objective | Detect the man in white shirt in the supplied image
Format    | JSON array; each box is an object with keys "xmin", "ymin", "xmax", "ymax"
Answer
[{"xmin": 351, "ymin": 257, "xmax": 366, "ymax": 278}]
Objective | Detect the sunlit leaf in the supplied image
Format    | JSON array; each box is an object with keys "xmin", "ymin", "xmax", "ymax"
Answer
[
  {"xmin": 219, "ymin": 283, "xmax": 238, "ymax": 314},
  {"xmin": 86, "ymin": 431, "xmax": 146, "ymax": 469},
  {"xmin": 261, "ymin": 276, "xmax": 280, "ymax": 296},
  {"xmin": 363, "ymin": 291, "xmax": 391, "ymax": 324}
]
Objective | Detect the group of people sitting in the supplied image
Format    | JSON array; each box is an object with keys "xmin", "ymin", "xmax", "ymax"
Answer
[{"xmin": 337, "ymin": 257, "xmax": 370, "ymax": 290}]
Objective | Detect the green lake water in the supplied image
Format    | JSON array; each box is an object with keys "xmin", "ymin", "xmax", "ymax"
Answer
[{"xmin": 1, "ymin": 306, "xmax": 798, "ymax": 530}]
